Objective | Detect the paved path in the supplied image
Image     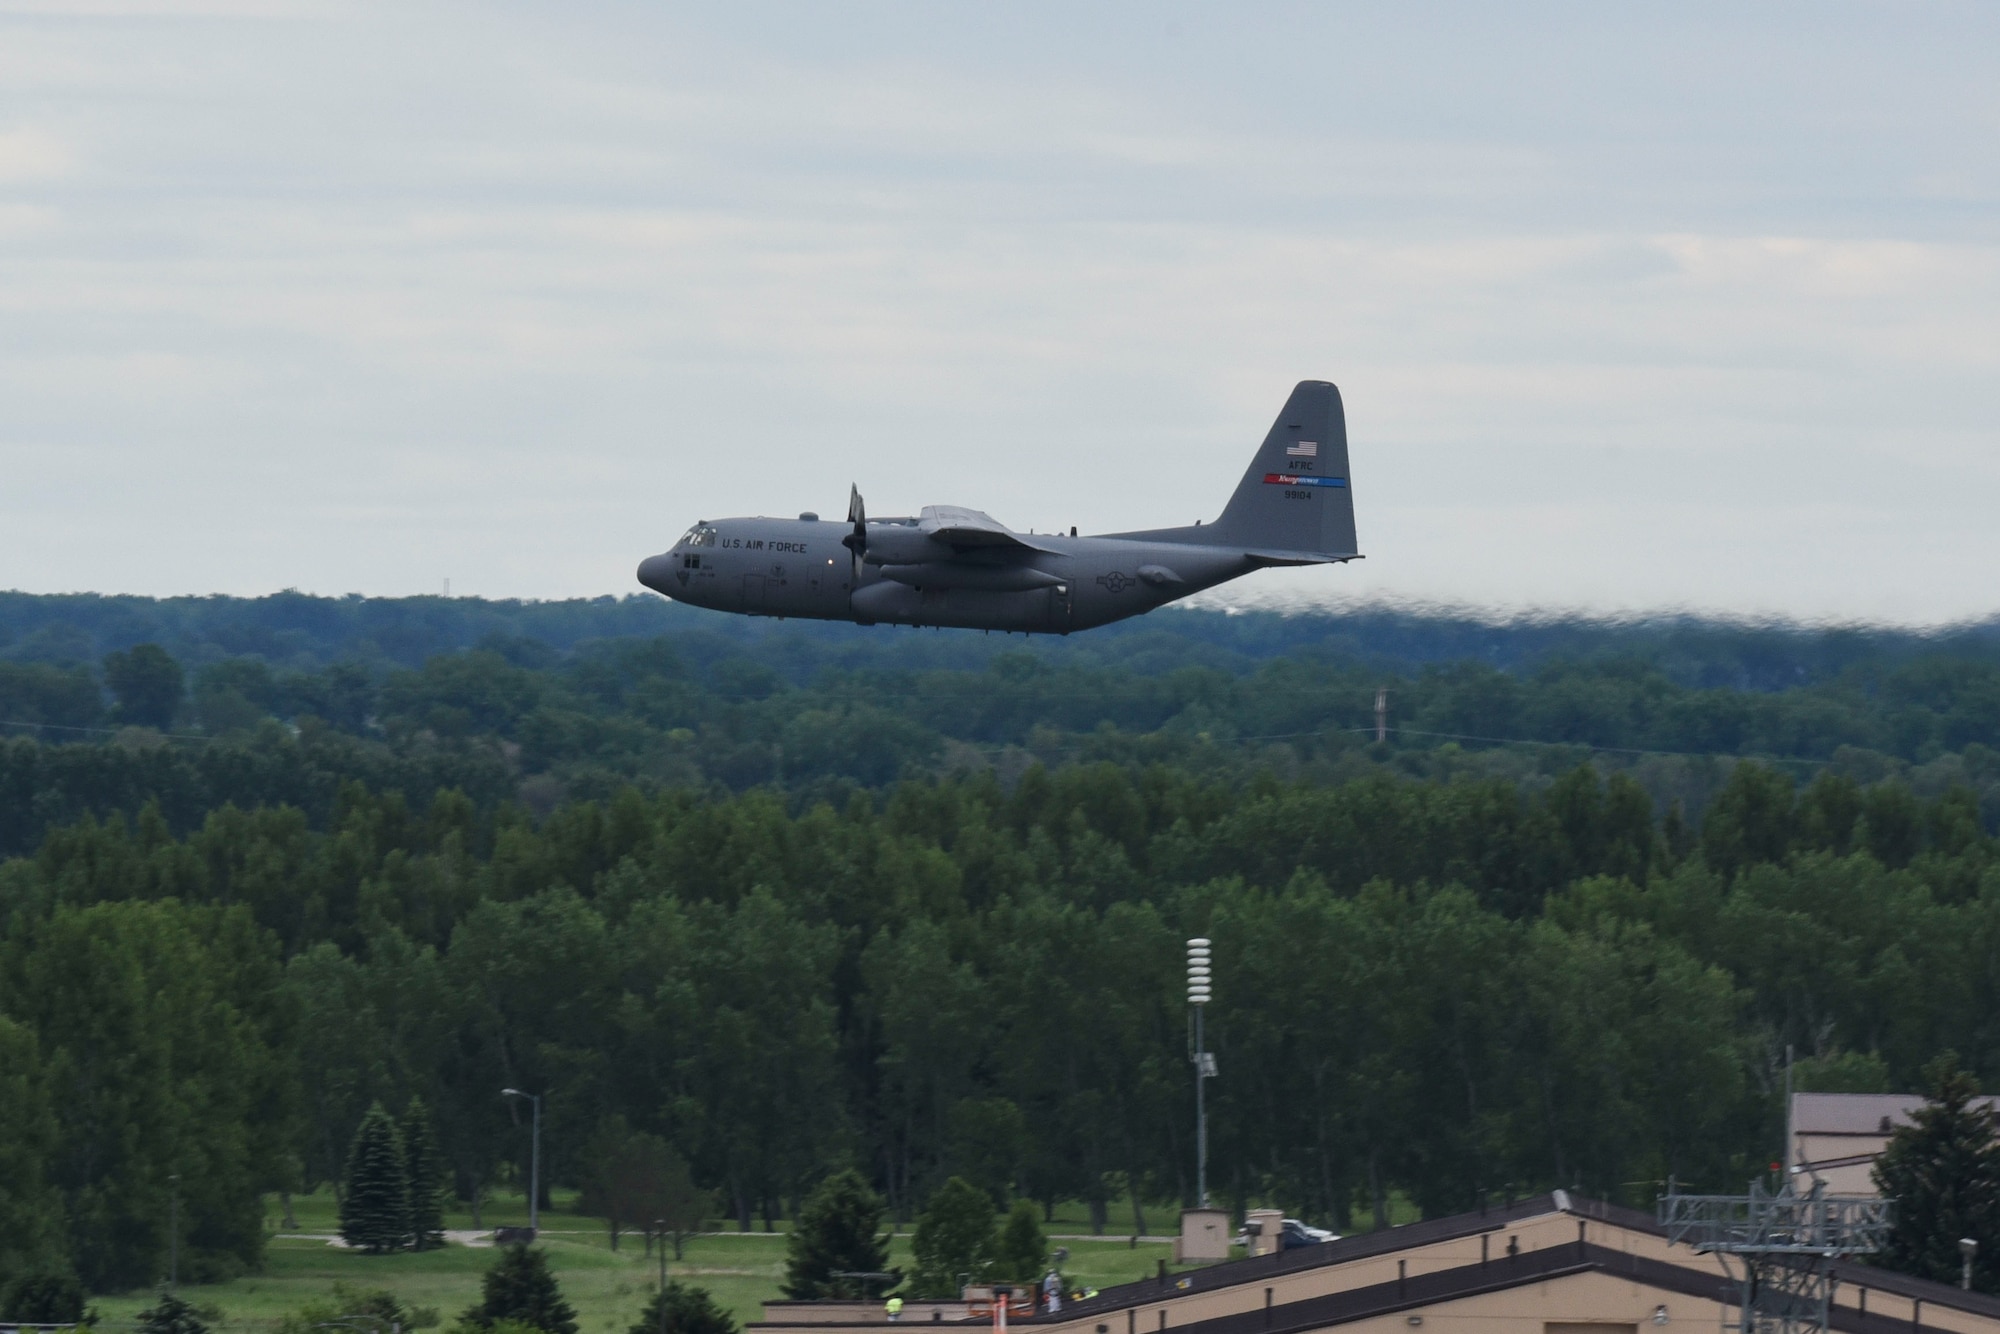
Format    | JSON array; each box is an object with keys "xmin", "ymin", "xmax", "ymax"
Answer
[
  {"xmin": 277, "ymin": 1229, "xmax": 1176, "ymax": 1249},
  {"xmin": 278, "ymin": 1230, "xmax": 575, "ymax": 1248}
]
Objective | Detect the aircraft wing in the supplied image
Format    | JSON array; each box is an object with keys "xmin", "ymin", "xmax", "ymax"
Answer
[{"xmin": 918, "ymin": 506, "xmax": 1061, "ymax": 553}]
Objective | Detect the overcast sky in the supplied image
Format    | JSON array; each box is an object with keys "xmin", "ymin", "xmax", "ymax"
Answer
[{"xmin": 1, "ymin": 2, "xmax": 1996, "ymax": 621}]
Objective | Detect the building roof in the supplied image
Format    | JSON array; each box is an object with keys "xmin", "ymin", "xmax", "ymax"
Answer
[
  {"xmin": 752, "ymin": 1190, "xmax": 2000, "ymax": 1334},
  {"xmin": 1794, "ymin": 1094, "xmax": 1931, "ymax": 1136},
  {"xmin": 1040, "ymin": 1190, "xmax": 2000, "ymax": 1328},
  {"xmin": 1158, "ymin": 1239, "xmax": 2000, "ymax": 1334},
  {"xmin": 1050, "ymin": 1194, "xmax": 1572, "ymax": 1320},
  {"xmin": 1792, "ymin": 1092, "xmax": 2000, "ymax": 1137},
  {"xmin": 1165, "ymin": 1241, "xmax": 1721, "ymax": 1334}
]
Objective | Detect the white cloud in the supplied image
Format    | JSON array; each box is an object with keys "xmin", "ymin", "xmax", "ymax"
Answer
[{"xmin": 0, "ymin": 127, "xmax": 71, "ymax": 180}]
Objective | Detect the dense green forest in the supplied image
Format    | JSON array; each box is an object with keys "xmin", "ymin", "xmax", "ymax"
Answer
[
  {"xmin": 3, "ymin": 595, "xmax": 2000, "ymax": 1301},
  {"xmin": 5, "ymin": 595, "xmax": 2000, "ymax": 859}
]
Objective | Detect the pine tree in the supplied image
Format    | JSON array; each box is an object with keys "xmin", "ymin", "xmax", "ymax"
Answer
[
  {"xmin": 1875, "ymin": 1055, "xmax": 2000, "ymax": 1291},
  {"xmin": 783, "ymin": 1170, "xmax": 892, "ymax": 1299},
  {"xmin": 339, "ymin": 1102, "xmax": 413, "ymax": 1254},
  {"xmin": 461, "ymin": 1245, "xmax": 579, "ymax": 1334},
  {"xmin": 401, "ymin": 1097, "xmax": 449, "ymax": 1251},
  {"xmin": 628, "ymin": 1281, "xmax": 737, "ymax": 1334},
  {"xmin": 135, "ymin": 1292, "xmax": 209, "ymax": 1334}
]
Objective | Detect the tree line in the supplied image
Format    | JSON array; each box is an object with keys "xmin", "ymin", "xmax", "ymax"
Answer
[
  {"xmin": 13, "ymin": 590, "xmax": 2000, "ymax": 679},
  {"xmin": 3, "ymin": 736, "xmax": 1998, "ymax": 1302},
  {"xmin": 3, "ymin": 631, "xmax": 2000, "ymax": 866},
  {"xmin": 10, "ymin": 630, "xmax": 2000, "ymax": 767}
]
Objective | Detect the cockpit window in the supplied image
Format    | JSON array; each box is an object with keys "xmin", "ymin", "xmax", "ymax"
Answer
[{"xmin": 680, "ymin": 525, "xmax": 718, "ymax": 548}]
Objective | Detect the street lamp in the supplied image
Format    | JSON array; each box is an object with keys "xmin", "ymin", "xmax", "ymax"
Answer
[
  {"xmin": 169, "ymin": 1172, "xmax": 181, "ymax": 1292},
  {"xmin": 655, "ymin": 1219, "xmax": 669, "ymax": 1334},
  {"xmin": 501, "ymin": 1088, "xmax": 542, "ymax": 1236},
  {"xmin": 1187, "ymin": 938, "xmax": 1215, "ymax": 1209}
]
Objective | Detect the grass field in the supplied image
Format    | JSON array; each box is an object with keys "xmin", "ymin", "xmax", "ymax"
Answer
[
  {"xmin": 86, "ymin": 1191, "xmax": 1186, "ymax": 1334},
  {"xmin": 88, "ymin": 1188, "xmax": 1427, "ymax": 1334}
]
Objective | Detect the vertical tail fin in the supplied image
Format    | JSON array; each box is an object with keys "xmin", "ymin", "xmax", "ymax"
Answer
[{"xmin": 1207, "ymin": 380, "xmax": 1357, "ymax": 557}]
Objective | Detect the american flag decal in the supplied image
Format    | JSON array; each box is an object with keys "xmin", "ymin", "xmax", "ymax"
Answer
[{"xmin": 1287, "ymin": 441, "xmax": 1318, "ymax": 458}]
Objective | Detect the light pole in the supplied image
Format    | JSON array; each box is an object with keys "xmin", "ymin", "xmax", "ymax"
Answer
[
  {"xmin": 169, "ymin": 1172, "xmax": 181, "ymax": 1292},
  {"xmin": 501, "ymin": 1088, "xmax": 542, "ymax": 1235},
  {"xmin": 1187, "ymin": 938, "xmax": 1214, "ymax": 1209},
  {"xmin": 655, "ymin": 1219, "xmax": 669, "ymax": 1334}
]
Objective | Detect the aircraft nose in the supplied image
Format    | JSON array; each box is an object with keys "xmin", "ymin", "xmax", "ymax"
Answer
[{"xmin": 637, "ymin": 552, "xmax": 676, "ymax": 593}]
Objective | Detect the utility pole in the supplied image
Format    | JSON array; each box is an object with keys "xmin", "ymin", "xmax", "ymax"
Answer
[
  {"xmin": 1187, "ymin": 938, "xmax": 1214, "ymax": 1208},
  {"xmin": 502, "ymin": 1088, "xmax": 542, "ymax": 1235},
  {"xmin": 1783, "ymin": 1043, "xmax": 1795, "ymax": 1184},
  {"xmin": 1374, "ymin": 688, "xmax": 1389, "ymax": 743}
]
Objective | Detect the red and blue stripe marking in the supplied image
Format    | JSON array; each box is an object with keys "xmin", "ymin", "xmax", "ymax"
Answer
[{"xmin": 1263, "ymin": 474, "xmax": 1346, "ymax": 488}]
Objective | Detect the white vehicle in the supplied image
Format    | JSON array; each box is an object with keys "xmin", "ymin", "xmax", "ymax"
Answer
[{"xmin": 1233, "ymin": 1217, "xmax": 1339, "ymax": 1250}]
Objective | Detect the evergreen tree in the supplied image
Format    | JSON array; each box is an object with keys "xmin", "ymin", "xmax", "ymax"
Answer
[
  {"xmin": 340, "ymin": 1102, "xmax": 412, "ymax": 1254},
  {"xmin": 993, "ymin": 1200, "xmax": 1046, "ymax": 1282},
  {"xmin": 908, "ymin": 1177, "xmax": 996, "ymax": 1299},
  {"xmin": 628, "ymin": 1281, "xmax": 737, "ymax": 1334},
  {"xmin": 461, "ymin": 1245, "xmax": 579, "ymax": 1334},
  {"xmin": 783, "ymin": 1170, "xmax": 893, "ymax": 1299},
  {"xmin": 136, "ymin": 1292, "xmax": 210, "ymax": 1334},
  {"xmin": 1875, "ymin": 1056, "xmax": 2000, "ymax": 1291},
  {"xmin": 401, "ymin": 1097, "xmax": 449, "ymax": 1251}
]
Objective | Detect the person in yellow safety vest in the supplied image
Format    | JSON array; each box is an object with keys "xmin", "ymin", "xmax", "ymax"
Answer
[{"xmin": 885, "ymin": 1297, "xmax": 903, "ymax": 1322}]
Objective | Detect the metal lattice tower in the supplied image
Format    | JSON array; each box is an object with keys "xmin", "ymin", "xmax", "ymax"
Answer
[{"xmin": 1658, "ymin": 1181, "xmax": 1893, "ymax": 1334}]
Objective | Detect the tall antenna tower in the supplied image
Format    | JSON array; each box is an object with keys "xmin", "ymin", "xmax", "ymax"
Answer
[{"xmin": 1658, "ymin": 1180, "xmax": 1892, "ymax": 1334}]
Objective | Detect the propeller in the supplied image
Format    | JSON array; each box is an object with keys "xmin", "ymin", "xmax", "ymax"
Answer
[{"xmin": 841, "ymin": 485, "xmax": 867, "ymax": 586}]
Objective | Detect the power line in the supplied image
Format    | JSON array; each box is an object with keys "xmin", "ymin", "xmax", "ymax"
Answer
[{"xmin": 0, "ymin": 718, "xmax": 213, "ymax": 744}]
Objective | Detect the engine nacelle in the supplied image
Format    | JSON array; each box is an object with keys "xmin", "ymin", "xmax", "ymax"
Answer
[{"xmin": 860, "ymin": 525, "xmax": 946, "ymax": 565}]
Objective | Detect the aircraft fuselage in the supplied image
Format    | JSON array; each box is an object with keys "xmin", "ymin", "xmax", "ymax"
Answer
[
  {"xmin": 640, "ymin": 515, "xmax": 1255, "ymax": 634},
  {"xmin": 637, "ymin": 380, "xmax": 1362, "ymax": 635}
]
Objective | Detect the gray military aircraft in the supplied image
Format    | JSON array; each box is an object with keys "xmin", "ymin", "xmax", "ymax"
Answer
[{"xmin": 636, "ymin": 380, "xmax": 1360, "ymax": 634}]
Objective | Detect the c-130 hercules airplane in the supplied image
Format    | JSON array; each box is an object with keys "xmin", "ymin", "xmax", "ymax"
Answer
[{"xmin": 636, "ymin": 380, "xmax": 1361, "ymax": 635}]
